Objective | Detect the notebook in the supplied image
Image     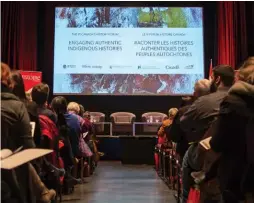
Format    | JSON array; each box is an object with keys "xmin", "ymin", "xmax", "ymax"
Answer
[{"xmin": 1, "ymin": 148, "xmax": 52, "ymax": 170}]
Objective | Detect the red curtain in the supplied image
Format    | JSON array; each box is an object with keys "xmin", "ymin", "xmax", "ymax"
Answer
[
  {"xmin": 217, "ymin": 2, "xmax": 248, "ymax": 69},
  {"xmin": 1, "ymin": 2, "xmax": 38, "ymax": 70}
]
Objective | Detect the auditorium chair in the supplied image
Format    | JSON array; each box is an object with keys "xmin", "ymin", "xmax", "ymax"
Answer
[
  {"xmin": 141, "ymin": 112, "xmax": 168, "ymax": 133},
  {"xmin": 110, "ymin": 112, "xmax": 136, "ymax": 136},
  {"xmin": 90, "ymin": 112, "xmax": 105, "ymax": 134}
]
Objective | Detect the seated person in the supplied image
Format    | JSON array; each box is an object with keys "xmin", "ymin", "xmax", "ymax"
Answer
[
  {"xmin": 157, "ymin": 108, "xmax": 178, "ymax": 146},
  {"xmin": 31, "ymin": 83, "xmax": 57, "ymax": 124},
  {"xmin": 1, "ymin": 63, "xmax": 56, "ymax": 203}
]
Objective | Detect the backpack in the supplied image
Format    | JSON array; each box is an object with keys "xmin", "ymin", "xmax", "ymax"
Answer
[{"xmin": 39, "ymin": 115, "xmax": 64, "ymax": 168}]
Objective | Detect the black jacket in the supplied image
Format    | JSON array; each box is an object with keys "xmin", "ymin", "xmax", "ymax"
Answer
[
  {"xmin": 210, "ymin": 81, "xmax": 254, "ymax": 194},
  {"xmin": 1, "ymin": 84, "xmax": 35, "ymax": 203},
  {"xmin": 180, "ymin": 87, "xmax": 229, "ymax": 143},
  {"xmin": 26, "ymin": 101, "xmax": 42, "ymax": 147},
  {"xmin": 1, "ymin": 85, "xmax": 35, "ymax": 150},
  {"xmin": 167, "ymin": 105, "xmax": 190, "ymax": 159}
]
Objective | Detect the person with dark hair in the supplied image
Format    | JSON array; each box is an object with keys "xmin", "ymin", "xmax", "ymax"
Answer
[
  {"xmin": 79, "ymin": 104, "xmax": 85, "ymax": 117},
  {"xmin": 180, "ymin": 65, "xmax": 235, "ymax": 203},
  {"xmin": 10, "ymin": 70, "xmax": 27, "ymax": 102},
  {"xmin": 210, "ymin": 65, "xmax": 235, "ymax": 93},
  {"xmin": 209, "ymin": 59, "xmax": 254, "ymax": 202},
  {"xmin": 1, "ymin": 63, "xmax": 35, "ymax": 203},
  {"xmin": 181, "ymin": 65, "xmax": 235, "ymax": 142},
  {"xmin": 50, "ymin": 96, "xmax": 84, "ymax": 186},
  {"xmin": 51, "ymin": 97, "xmax": 81, "ymax": 161},
  {"xmin": 51, "ymin": 97, "xmax": 83, "ymax": 183},
  {"xmin": 167, "ymin": 98, "xmax": 193, "ymax": 162},
  {"xmin": 1, "ymin": 63, "xmax": 56, "ymax": 203},
  {"xmin": 31, "ymin": 83, "xmax": 57, "ymax": 124},
  {"xmin": 11, "ymin": 71, "xmax": 41, "ymax": 146}
]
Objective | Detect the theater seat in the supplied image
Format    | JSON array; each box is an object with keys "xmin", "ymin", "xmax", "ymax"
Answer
[
  {"xmin": 142, "ymin": 112, "xmax": 168, "ymax": 133},
  {"xmin": 90, "ymin": 112, "xmax": 105, "ymax": 134},
  {"xmin": 110, "ymin": 112, "xmax": 136, "ymax": 135}
]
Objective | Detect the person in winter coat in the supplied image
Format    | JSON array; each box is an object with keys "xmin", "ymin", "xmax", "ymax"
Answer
[
  {"xmin": 1, "ymin": 63, "xmax": 56, "ymax": 203},
  {"xmin": 210, "ymin": 58, "xmax": 254, "ymax": 202}
]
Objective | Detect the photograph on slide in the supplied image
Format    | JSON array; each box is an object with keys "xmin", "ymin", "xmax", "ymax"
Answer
[{"xmin": 55, "ymin": 7, "xmax": 203, "ymax": 28}]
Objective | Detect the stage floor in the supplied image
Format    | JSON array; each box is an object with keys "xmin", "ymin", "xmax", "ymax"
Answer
[{"xmin": 63, "ymin": 161, "xmax": 175, "ymax": 203}]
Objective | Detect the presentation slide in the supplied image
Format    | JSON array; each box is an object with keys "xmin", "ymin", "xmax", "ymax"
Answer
[{"xmin": 53, "ymin": 7, "xmax": 204, "ymax": 95}]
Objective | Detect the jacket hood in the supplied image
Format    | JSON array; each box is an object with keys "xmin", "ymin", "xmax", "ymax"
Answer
[
  {"xmin": 227, "ymin": 81, "xmax": 254, "ymax": 116},
  {"xmin": 1, "ymin": 83, "xmax": 20, "ymax": 101},
  {"xmin": 1, "ymin": 92, "xmax": 20, "ymax": 101},
  {"xmin": 229, "ymin": 81, "xmax": 254, "ymax": 98}
]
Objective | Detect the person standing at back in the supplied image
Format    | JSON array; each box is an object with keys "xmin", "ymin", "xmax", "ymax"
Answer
[
  {"xmin": 168, "ymin": 79, "xmax": 211, "ymax": 163},
  {"xmin": 210, "ymin": 58, "xmax": 254, "ymax": 202},
  {"xmin": 180, "ymin": 65, "xmax": 235, "ymax": 203}
]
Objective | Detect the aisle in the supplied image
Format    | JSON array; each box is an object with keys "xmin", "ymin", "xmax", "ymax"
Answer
[{"xmin": 63, "ymin": 161, "xmax": 175, "ymax": 203}]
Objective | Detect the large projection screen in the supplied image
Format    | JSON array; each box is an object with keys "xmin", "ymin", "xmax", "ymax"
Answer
[{"xmin": 53, "ymin": 7, "xmax": 204, "ymax": 95}]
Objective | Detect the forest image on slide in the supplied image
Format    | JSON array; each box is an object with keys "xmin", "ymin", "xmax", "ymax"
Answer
[{"xmin": 55, "ymin": 7, "xmax": 202, "ymax": 28}]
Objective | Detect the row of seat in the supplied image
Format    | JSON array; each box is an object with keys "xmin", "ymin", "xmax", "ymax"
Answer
[
  {"xmin": 155, "ymin": 144, "xmax": 182, "ymax": 203},
  {"xmin": 90, "ymin": 112, "xmax": 167, "ymax": 134}
]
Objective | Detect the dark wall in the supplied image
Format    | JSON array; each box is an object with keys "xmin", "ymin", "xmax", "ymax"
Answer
[{"xmin": 37, "ymin": 1, "xmax": 217, "ymax": 121}]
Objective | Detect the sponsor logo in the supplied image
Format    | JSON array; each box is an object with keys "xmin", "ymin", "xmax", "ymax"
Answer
[
  {"xmin": 165, "ymin": 65, "xmax": 179, "ymax": 69},
  {"xmin": 63, "ymin": 64, "xmax": 76, "ymax": 68},
  {"xmin": 82, "ymin": 65, "xmax": 102, "ymax": 69},
  {"xmin": 21, "ymin": 75, "xmax": 41, "ymax": 82},
  {"xmin": 184, "ymin": 64, "xmax": 194, "ymax": 69}
]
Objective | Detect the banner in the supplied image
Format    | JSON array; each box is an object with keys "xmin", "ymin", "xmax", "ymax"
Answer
[{"xmin": 20, "ymin": 71, "xmax": 42, "ymax": 92}]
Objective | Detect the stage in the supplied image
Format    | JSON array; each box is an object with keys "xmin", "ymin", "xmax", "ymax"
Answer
[{"xmin": 97, "ymin": 135, "xmax": 157, "ymax": 165}]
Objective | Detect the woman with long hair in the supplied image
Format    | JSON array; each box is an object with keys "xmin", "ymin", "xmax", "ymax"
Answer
[
  {"xmin": 11, "ymin": 70, "xmax": 42, "ymax": 146},
  {"xmin": 1, "ymin": 65, "xmax": 56, "ymax": 203}
]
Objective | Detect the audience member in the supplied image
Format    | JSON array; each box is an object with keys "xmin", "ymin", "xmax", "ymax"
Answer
[
  {"xmin": 169, "ymin": 80, "xmax": 210, "ymax": 162},
  {"xmin": 26, "ymin": 91, "xmax": 33, "ymax": 102},
  {"xmin": 1, "ymin": 63, "xmax": 56, "ymax": 203},
  {"xmin": 67, "ymin": 102, "xmax": 90, "ymax": 140},
  {"xmin": 83, "ymin": 111, "xmax": 94, "ymax": 135},
  {"xmin": 11, "ymin": 70, "xmax": 42, "ymax": 146},
  {"xmin": 67, "ymin": 102, "xmax": 93, "ymax": 159},
  {"xmin": 32, "ymin": 83, "xmax": 57, "ymax": 124},
  {"xmin": 180, "ymin": 65, "xmax": 235, "ymax": 203},
  {"xmin": 51, "ymin": 97, "xmax": 85, "ymax": 160},
  {"xmin": 154, "ymin": 108, "xmax": 178, "ymax": 170},
  {"xmin": 210, "ymin": 59, "xmax": 254, "ymax": 202},
  {"xmin": 157, "ymin": 108, "xmax": 178, "ymax": 145},
  {"xmin": 79, "ymin": 104, "xmax": 85, "ymax": 117}
]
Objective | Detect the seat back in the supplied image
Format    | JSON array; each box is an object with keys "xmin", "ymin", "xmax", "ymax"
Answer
[
  {"xmin": 110, "ymin": 112, "xmax": 136, "ymax": 135},
  {"xmin": 142, "ymin": 112, "xmax": 168, "ymax": 133},
  {"xmin": 90, "ymin": 112, "xmax": 105, "ymax": 133}
]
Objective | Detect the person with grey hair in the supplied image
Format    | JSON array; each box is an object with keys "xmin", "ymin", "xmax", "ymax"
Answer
[
  {"xmin": 168, "ymin": 108, "xmax": 178, "ymax": 119},
  {"xmin": 193, "ymin": 79, "xmax": 211, "ymax": 98},
  {"xmin": 180, "ymin": 65, "xmax": 235, "ymax": 203}
]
